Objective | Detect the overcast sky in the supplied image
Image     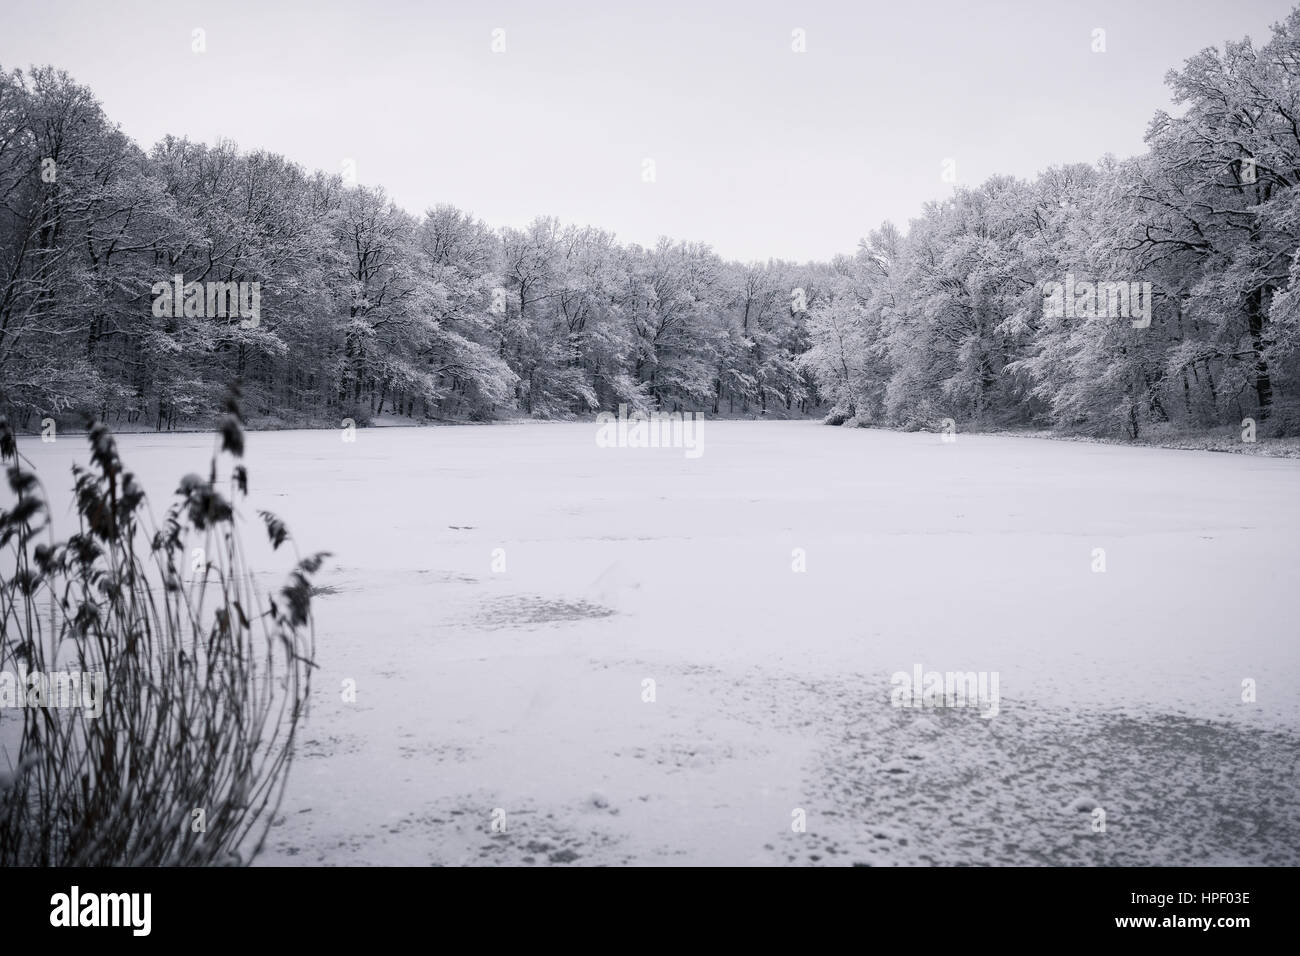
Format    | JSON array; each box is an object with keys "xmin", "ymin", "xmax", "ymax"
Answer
[{"xmin": 2, "ymin": 0, "xmax": 1296, "ymax": 262}]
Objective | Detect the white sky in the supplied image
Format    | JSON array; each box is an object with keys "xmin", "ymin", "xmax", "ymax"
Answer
[{"xmin": 2, "ymin": 0, "xmax": 1296, "ymax": 262}]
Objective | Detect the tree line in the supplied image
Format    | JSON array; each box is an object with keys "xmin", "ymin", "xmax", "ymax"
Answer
[
  {"xmin": 0, "ymin": 66, "xmax": 821, "ymax": 430},
  {"xmin": 803, "ymin": 11, "xmax": 1300, "ymax": 438},
  {"xmin": 4, "ymin": 9, "xmax": 1300, "ymax": 437}
]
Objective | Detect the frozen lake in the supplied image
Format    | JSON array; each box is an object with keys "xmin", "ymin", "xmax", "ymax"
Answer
[{"xmin": 20, "ymin": 421, "xmax": 1300, "ymax": 865}]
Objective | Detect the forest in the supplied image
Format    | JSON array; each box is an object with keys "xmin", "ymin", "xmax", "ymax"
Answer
[{"xmin": 4, "ymin": 9, "xmax": 1300, "ymax": 437}]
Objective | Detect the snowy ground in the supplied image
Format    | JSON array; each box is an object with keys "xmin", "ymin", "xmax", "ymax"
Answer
[{"xmin": 18, "ymin": 421, "xmax": 1300, "ymax": 865}]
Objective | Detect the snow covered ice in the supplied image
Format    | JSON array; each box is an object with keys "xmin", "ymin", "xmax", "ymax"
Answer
[{"xmin": 20, "ymin": 421, "xmax": 1300, "ymax": 866}]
